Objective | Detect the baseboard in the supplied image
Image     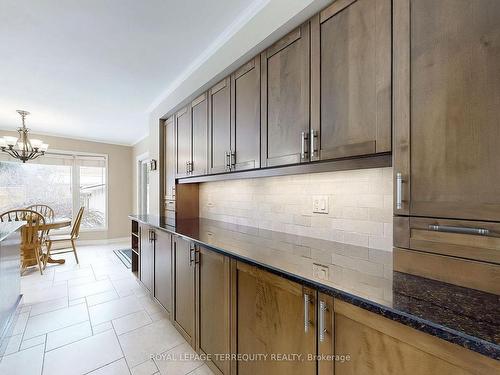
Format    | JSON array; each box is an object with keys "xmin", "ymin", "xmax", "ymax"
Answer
[{"xmin": 78, "ymin": 237, "xmax": 129, "ymax": 246}]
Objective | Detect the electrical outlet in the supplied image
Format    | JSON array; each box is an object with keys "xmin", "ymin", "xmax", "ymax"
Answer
[
  {"xmin": 312, "ymin": 263, "xmax": 329, "ymax": 280},
  {"xmin": 312, "ymin": 195, "xmax": 329, "ymax": 214}
]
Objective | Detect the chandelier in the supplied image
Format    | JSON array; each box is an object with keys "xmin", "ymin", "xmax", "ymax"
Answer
[{"xmin": 0, "ymin": 110, "xmax": 49, "ymax": 163}]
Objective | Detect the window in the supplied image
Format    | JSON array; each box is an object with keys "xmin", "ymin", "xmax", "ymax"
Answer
[{"xmin": 0, "ymin": 151, "xmax": 107, "ymax": 231}]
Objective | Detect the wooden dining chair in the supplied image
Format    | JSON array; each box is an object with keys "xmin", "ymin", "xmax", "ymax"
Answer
[
  {"xmin": 45, "ymin": 207, "xmax": 84, "ymax": 266},
  {"xmin": 26, "ymin": 204, "xmax": 55, "ymax": 220},
  {"xmin": 0, "ymin": 209, "xmax": 46, "ymax": 275}
]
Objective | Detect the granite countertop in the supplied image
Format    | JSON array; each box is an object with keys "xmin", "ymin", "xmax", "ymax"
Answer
[
  {"xmin": 129, "ymin": 214, "xmax": 500, "ymax": 361},
  {"xmin": 0, "ymin": 222, "xmax": 24, "ymax": 242}
]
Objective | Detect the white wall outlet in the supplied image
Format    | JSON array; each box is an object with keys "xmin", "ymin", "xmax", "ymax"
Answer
[
  {"xmin": 312, "ymin": 195, "xmax": 329, "ymax": 214},
  {"xmin": 312, "ymin": 263, "xmax": 329, "ymax": 280}
]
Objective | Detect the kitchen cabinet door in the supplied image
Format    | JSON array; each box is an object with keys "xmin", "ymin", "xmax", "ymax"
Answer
[
  {"xmin": 334, "ymin": 299, "xmax": 496, "ymax": 375},
  {"xmin": 231, "ymin": 57, "xmax": 261, "ymax": 171},
  {"xmin": 234, "ymin": 262, "xmax": 316, "ymax": 375},
  {"xmin": 317, "ymin": 293, "xmax": 334, "ymax": 375},
  {"xmin": 175, "ymin": 105, "xmax": 192, "ymax": 178},
  {"xmin": 191, "ymin": 93, "xmax": 208, "ymax": 176},
  {"xmin": 154, "ymin": 230, "xmax": 172, "ymax": 314},
  {"xmin": 173, "ymin": 236, "xmax": 196, "ymax": 345},
  {"xmin": 209, "ymin": 78, "xmax": 231, "ymax": 174},
  {"xmin": 196, "ymin": 246, "xmax": 231, "ymax": 375},
  {"xmin": 394, "ymin": 0, "xmax": 500, "ymax": 220},
  {"xmin": 261, "ymin": 23, "xmax": 310, "ymax": 167},
  {"xmin": 139, "ymin": 224, "xmax": 153, "ymax": 292},
  {"xmin": 311, "ymin": 0, "xmax": 391, "ymax": 161},
  {"xmin": 164, "ymin": 116, "xmax": 176, "ymax": 200}
]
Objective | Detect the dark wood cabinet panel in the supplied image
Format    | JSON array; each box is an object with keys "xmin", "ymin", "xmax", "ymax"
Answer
[
  {"xmin": 311, "ymin": 0, "xmax": 391, "ymax": 161},
  {"xmin": 154, "ymin": 230, "xmax": 172, "ymax": 314},
  {"xmin": 231, "ymin": 57, "xmax": 261, "ymax": 171},
  {"xmin": 234, "ymin": 262, "xmax": 316, "ymax": 375},
  {"xmin": 261, "ymin": 24, "xmax": 310, "ymax": 167},
  {"xmin": 164, "ymin": 116, "xmax": 176, "ymax": 200},
  {"xmin": 196, "ymin": 247, "xmax": 231, "ymax": 375},
  {"xmin": 175, "ymin": 106, "xmax": 192, "ymax": 178},
  {"xmin": 139, "ymin": 224, "xmax": 153, "ymax": 292},
  {"xmin": 209, "ymin": 78, "xmax": 231, "ymax": 174},
  {"xmin": 191, "ymin": 93, "xmax": 208, "ymax": 176},
  {"xmin": 173, "ymin": 236, "xmax": 196, "ymax": 345},
  {"xmin": 318, "ymin": 293, "xmax": 334, "ymax": 375},
  {"xmin": 394, "ymin": 0, "xmax": 500, "ymax": 221}
]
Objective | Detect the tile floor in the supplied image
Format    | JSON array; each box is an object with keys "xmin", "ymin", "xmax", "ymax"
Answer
[{"xmin": 0, "ymin": 242, "xmax": 213, "ymax": 375}]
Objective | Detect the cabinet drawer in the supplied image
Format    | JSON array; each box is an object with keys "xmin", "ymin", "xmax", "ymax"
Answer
[{"xmin": 395, "ymin": 217, "xmax": 500, "ymax": 264}]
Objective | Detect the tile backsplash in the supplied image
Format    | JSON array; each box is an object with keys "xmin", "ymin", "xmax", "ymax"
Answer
[{"xmin": 199, "ymin": 167, "xmax": 393, "ymax": 251}]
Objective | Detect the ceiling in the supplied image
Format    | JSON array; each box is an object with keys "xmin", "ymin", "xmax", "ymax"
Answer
[{"xmin": 0, "ymin": 0, "xmax": 256, "ymax": 145}]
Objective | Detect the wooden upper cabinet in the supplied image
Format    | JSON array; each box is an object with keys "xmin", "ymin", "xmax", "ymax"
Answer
[
  {"xmin": 175, "ymin": 105, "xmax": 192, "ymax": 178},
  {"xmin": 196, "ymin": 247, "xmax": 231, "ymax": 375},
  {"xmin": 191, "ymin": 93, "xmax": 208, "ymax": 176},
  {"xmin": 261, "ymin": 23, "xmax": 310, "ymax": 167},
  {"xmin": 208, "ymin": 78, "xmax": 231, "ymax": 174},
  {"xmin": 235, "ymin": 262, "xmax": 316, "ymax": 375},
  {"xmin": 310, "ymin": 0, "xmax": 391, "ymax": 161},
  {"xmin": 394, "ymin": 0, "xmax": 500, "ymax": 221},
  {"xmin": 164, "ymin": 116, "xmax": 176, "ymax": 200},
  {"xmin": 231, "ymin": 56, "xmax": 261, "ymax": 171}
]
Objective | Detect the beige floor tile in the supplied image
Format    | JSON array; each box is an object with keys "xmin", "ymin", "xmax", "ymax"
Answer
[
  {"xmin": 30, "ymin": 296, "xmax": 68, "ymax": 316},
  {"xmin": 22, "ymin": 284, "xmax": 68, "ymax": 305},
  {"xmin": 149, "ymin": 310, "xmax": 169, "ymax": 323},
  {"xmin": 46, "ymin": 320, "xmax": 93, "ymax": 351},
  {"xmin": 138, "ymin": 295, "xmax": 164, "ymax": 315},
  {"xmin": 69, "ymin": 279, "xmax": 115, "ymax": 300},
  {"xmin": 53, "ymin": 267, "xmax": 94, "ymax": 282},
  {"xmin": 43, "ymin": 330, "xmax": 123, "ymax": 375},
  {"xmin": 93, "ymin": 321, "xmax": 114, "ymax": 334},
  {"xmin": 154, "ymin": 342, "xmax": 204, "ymax": 375},
  {"xmin": 119, "ymin": 318, "xmax": 184, "ymax": 367},
  {"xmin": 131, "ymin": 359, "xmax": 159, "ymax": 375},
  {"xmin": 11, "ymin": 312, "xmax": 29, "ymax": 335},
  {"xmin": 2, "ymin": 334, "xmax": 22, "ymax": 355},
  {"xmin": 0, "ymin": 344, "xmax": 44, "ymax": 375},
  {"xmin": 20, "ymin": 334, "xmax": 46, "ymax": 350},
  {"xmin": 89, "ymin": 295, "xmax": 143, "ymax": 326},
  {"xmin": 190, "ymin": 364, "xmax": 214, "ymax": 375},
  {"xmin": 113, "ymin": 310, "xmax": 152, "ymax": 335},
  {"xmin": 24, "ymin": 303, "xmax": 89, "ymax": 339},
  {"xmin": 87, "ymin": 289, "xmax": 120, "ymax": 307},
  {"xmin": 88, "ymin": 358, "xmax": 130, "ymax": 375}
]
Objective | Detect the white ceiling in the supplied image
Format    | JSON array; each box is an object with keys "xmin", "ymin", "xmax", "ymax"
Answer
[{"xmin": 0, "ymin": 0, "xmax": 256, "ymax": 145}]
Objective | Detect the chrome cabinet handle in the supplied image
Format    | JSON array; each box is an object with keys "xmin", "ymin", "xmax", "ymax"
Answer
[
  {"xmin": 300, "ymin": 132, "xmax": 309, "ymax": 160},
  {"xmin": 319, "ymin": 300, "xmax": 327, "ymax": 342},
  {"xmin": 225, "ymin": 151, "xmax": 231, "ymax": 171},
  {"xmin": 189, "ymin": 161, "xmax": 193, "ymax": 173},
  {"xmin": 310, "ymin": 129, "xmax": 318, "ymax": 159},
  {"xmin": 396, "ymin": 172, "xmax": 404, "ymax": 210},
  {"xmin": 428, "ymin": 225, "xmax": 490, "ymax": 236},
  {"xmin": 303, "ymin": 293, "xmax": 311, "ymax": 333},
  {"xmin": 231, "ymin": 151, "xmax": 236, "ymax": 168},
  {"xmin": 186, "ymin": 161, "xmax": 189, "ymax": 174},
  {"xmin": 189, "ymin": 244, "xmax": 195, "ymax": 266}
]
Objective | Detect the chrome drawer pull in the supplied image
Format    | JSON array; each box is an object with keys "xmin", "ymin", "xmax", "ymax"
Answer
[
  {"xmin": 428, "ymin": 225, "xmax": 490, "ymax": 236},
  {"xmin": 303, "ymin": 293, "xmax": 311, "ymax": 333},
  {"xmin": 319, "ymin": 300, "xmax": 327, "ymax": 343},
  {"xmin": 396, "ymin": 172, "xmax": 404, "ymax": 210}
]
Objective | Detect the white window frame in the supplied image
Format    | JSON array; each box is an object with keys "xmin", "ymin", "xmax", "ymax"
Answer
[{"xmin": 1, "ymin": 148, "xmax": 109, "ymax": 232}]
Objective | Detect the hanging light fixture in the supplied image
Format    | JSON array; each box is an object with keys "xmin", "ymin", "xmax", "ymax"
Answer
[{"xmin": 0, "ymin": 110, "xmax": 48, "ymax": 163}]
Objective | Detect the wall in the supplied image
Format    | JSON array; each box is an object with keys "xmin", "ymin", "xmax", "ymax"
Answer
[
  {"xmin": 200, "ymin": 167, "xmax": 393, "ymax": 251},
  {"xmin": 0, "ymin": 130, "xmax": 133, "ymax": 240},
  {"xmin": 131, "ymin": 136, "xmax": 149, "ymax": 214}
]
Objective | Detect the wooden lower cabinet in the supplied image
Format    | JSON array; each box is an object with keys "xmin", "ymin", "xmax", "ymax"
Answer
[
  {"xmin": 154, "ymin": 230, "xmax": 172, "ymax": 314},
  {"xmin": 173, "ymin": 236, "xmax": 196, "ymax": 345},
  {"xmin": 195, "ymin": 246, "xmax": 231, "ymax": 375},
  {"xmin": 334, "ymin": 300, "xmax": 499, "ymax": 375},
  {"xmin": 139, "ymin": 224, "xmax": 154, "ymax": 292},
  {"xmin": 233, "ymin": 261, "xmax": 316, "ymax": 375}
]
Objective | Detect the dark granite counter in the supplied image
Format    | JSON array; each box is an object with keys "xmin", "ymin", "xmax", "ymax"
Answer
[{"xmin": 129, "ymin": 214, "xmax": 500, "ymax": 361}]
